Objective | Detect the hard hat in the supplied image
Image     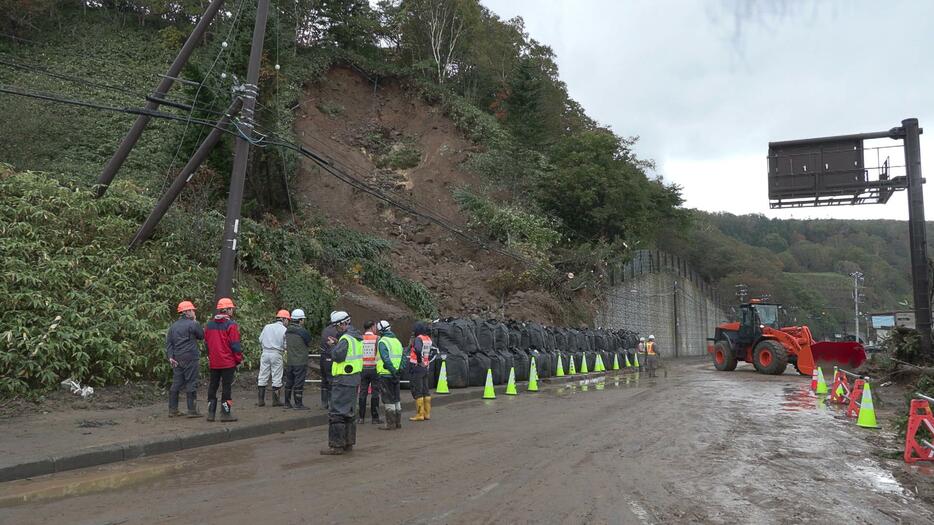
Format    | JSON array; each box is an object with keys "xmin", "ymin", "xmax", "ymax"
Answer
[
  {"xmin": 291, "ymin": 309, "xmax": 306, "ymax": 320},
  {"xmin": 376, "ymin": 320, "xmax": 391, "ymax": 333},
  {"xmin": 330, "ymin": 310, "xmax": 350, "ymax": 325},
  {"xmin": 276, "ymin": 309, "xmax": 291, "ymax": 320},
  {"xmin": 216, "ymin": 297, "xmax": 236, "ymax": 310},
  {"xmin": 640, "ymin": 337, "xmax": 646, "ymax": 341},
  {"xmin": 177, "ymin": 300, "xmax": 196, "ymax": 313},
  {"xmin": 649, "ymin": 335, "xmax": 655, "ymax": 340}
]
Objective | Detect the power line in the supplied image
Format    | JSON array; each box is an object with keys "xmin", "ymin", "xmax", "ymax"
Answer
[{"xmin": 0, "ymin": 83, "xmax": 533, "ymax": 265}]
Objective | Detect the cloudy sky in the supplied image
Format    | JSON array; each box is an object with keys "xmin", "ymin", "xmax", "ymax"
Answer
[{"xmin": 482, "ymin": 0, "xmax": 934, "ymax": 220}]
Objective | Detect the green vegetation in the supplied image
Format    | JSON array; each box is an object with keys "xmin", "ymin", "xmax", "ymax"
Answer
[
  {"xmin": 662, "ymin": 211, "xmax": 928, "ymax": 339},
  {"xmin": 453, "ymin": 189, "xmax": 560, "ymax": 261}
]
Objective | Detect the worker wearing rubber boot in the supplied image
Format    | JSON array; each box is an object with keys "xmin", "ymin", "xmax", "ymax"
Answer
[
  {"xmin": 645, "ymin": 335, "xmax": 659, "ymax": 378},
  {"xmin": 319, "ymin": 318, "xmax": 337, "ymax": 410},
  {"xmin": 257, "ymin": 310, "xmax": 290, "ymax": 407},
  {"xmin": 408, "ymin": 322, "xmax": 433, "ymax": 422},
  {"xmin": 637, "ymin": 336, "xmax": 646, "ymax": 370},
  {"xmin": 358, "ymin": 321, "xmax": 382, "ymax": 425},
  {"xmin": 283, "ymin": 309, "xmax": 312, "ymax": 410},
  {"xmin": 320, "ymin": 311, "xmax": 363, "ymax": 455},
  {"xmin": 166, "ymin": 300, "xmax": 204, "ymax": 418},
  {"xmin": 375, "ymin": 320, "xmax": 404, "ymax": 430},
  {"xmin": 205, "ymin": 298, "xmax": 243, "ymax": 422}
]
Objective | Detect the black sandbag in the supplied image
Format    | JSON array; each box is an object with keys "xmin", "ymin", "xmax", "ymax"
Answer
[
  {"xmin": 518, "ymin": 323, "xmax": 531, "ymax": 350},
  {"xmin": 485, "ymin": 349, "xmax": 506, "ymax": 384},
  {"xmin": 468, "ymin": 351, "xmax": 491, "ymax": 386},
  {"xmin": 510, "ymin": 348, "xmax": 530, "ymax": 381},
  {"xmin": 497, "ymin": 348, "xmax": 515, "ymax": 380},
  {"xmin": 475, "ymin": 319, "xmax": 496, "ymax": 351},
  {"xmin": 594, "ymin": 331, "xmax": 607, "ymax": 352},
  {"xmin": 528, "ymin": 322, "xmax": 545, "ymax": 350},
  {"xmin": 436, "ymin": 350, "xmax": 470, "ymax": 388},
  {"xmin": 453, "ymin": 318, "xmax": 480, "ymax": 354},
  {"xmin": 493, "ymin": 322, "xmax": 509, "ymax": 352},
  {"xmin": 584, "ymin": 351, "xmax": 596, "ymax": 372},
  {"xmin": 554, "ymin": 328, "xmax": 568, "ymax": 352}
]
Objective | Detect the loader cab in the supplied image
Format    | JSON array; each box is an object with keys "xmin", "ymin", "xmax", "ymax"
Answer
[{"xmin": 737, "ymin": 302, "xmax": 781, "ymax": 345}]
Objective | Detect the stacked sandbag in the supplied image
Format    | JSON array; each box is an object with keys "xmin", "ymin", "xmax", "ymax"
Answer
[{"xmin": 430, "ymin": 319, "xmax": 470, "ymax": 388}]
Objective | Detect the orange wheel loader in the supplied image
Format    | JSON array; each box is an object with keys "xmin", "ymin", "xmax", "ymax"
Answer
[{"xmin": 706, "ymin": 301, "xmax": 867, "ymax": 376}]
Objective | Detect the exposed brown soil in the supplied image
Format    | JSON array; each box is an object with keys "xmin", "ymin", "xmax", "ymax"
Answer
[{"xmin": 292, "ymin": 66, "xmax": 563, "ymax": 322}]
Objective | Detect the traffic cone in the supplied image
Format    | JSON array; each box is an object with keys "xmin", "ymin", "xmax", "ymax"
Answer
[
  {"xmin": 595, "ymin": 354, "xmax": 605, "ymax": 372},
  {"xmin": 482, "ymin": 369, "xmax": 495, "ymax": 399},
  {"xmin": 528, "ymin": 357, "xmax": 539, "ymax": 392},
  {"xmin": 581, "ymin": 354, "xmax": 590, "ymax": 374},
  {"xmin": 435, "ymin": 359, "xmax": 450, "ymax": 394},
  {"xmin": 569, "ymin": 355, "xmax": 577, "ymax": 375},
  {"xmin": 505, "ymin": 367, "xmax": 518, "ymax": 395},
  {"xmin": 633, "ymin": 352, "xmax": 640, "ymax": 368},
  {"xmin": 816, "ymin": 367, "xmax": 828, "ymax": 395},
  {"xmin": 613, "ymin": 353, "xmax": 620, "ymax": 371},
  {"xmin": 810, "ymin": 367, "xmax": 818, "ymax": 391},
  {"xmin": 625, "ymin": 354, "xmax": 632, "ymax": 368},
  {"xmin": 856, "ymin": 382, "xmax": 880, "ymax": 429},
  {"xmin": 556, "ymin": 355, "xmax": 565, "ymax": 377}
]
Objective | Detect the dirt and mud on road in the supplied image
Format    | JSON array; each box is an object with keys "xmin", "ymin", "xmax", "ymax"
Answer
[{"xmin": 2, "ymin": 359, "xmax": 932, "ymax": 524}]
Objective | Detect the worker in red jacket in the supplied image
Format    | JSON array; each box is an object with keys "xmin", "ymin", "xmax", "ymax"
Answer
[{"xmin": 205, "ymin": 297, "xmax": 243, "ymax": 422}]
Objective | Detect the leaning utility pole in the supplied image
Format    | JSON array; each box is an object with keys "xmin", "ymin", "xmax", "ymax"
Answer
[
  {"xmin": 214, "ymin": 0, "xmax": 270, "ymax": 302},
  {"xmin": 128, "ymin": 97, "xmax": 244, "ymax": 249},
  {"xmin": 95, "ymin": 0, "xmax": 226, "ymax": 197},
  {"xmin": 850, "ymin": 271, "xmax": 863, "ymax": 342}
]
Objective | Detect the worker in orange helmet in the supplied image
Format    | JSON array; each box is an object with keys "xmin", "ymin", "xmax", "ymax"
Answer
[
  {"xmin": 205, "ymin": 297, "xmax": 243, "ymax": 422},
  {"xmin": 166, "ymin": 300, "xmax": 204, "ymax": 417},
  {"xmin": 257, "ymin": 309, "xmax": 290, "ymax": 407}
]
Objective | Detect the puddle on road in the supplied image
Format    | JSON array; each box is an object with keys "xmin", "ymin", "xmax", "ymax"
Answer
[
  {"xmin": 780, "ymin": 386, "xmax": 831, "ymax": 412},
  {"xmin": 845, "ymin": 459, "xmax": 908, "ymax": 495}
]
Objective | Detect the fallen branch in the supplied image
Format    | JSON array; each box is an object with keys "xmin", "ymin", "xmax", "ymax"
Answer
[{"xmin": 890, "ymin": 358, "xmax": 934, "ymax": 374}]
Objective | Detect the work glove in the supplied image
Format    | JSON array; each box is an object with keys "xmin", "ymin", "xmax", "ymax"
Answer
[{"xmin": 169, "ymin": 357, "xmax": 179, "ymax": 368}]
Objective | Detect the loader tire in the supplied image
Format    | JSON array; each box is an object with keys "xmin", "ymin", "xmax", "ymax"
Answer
[
  {"xmin": 712, "ymin": 340, "xmax": 737, "ymax": 371},
  {"xmin": 753, "ymin": 340, "xmax": 788, "ymax": 375}
]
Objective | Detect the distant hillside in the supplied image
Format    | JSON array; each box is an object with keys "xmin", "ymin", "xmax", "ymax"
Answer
[{"xmin": 661, "ymin": 211, "xmax": 930, "ymax": 339}]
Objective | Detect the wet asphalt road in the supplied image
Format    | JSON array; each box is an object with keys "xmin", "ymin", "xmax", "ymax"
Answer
[{"xmin": 2, "ymin": 360, "xmax": 932, "ymax": 525}]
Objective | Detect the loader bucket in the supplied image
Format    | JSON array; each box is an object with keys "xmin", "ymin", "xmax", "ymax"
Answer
[{"xmin": 811, "ymin": 341, "xmax": 867, "ymax": 370}]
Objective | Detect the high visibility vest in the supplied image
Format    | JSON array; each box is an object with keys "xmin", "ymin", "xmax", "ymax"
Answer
[
  {"xmin": 362, "ymin": 332, "xmax": 378, "ymax": 367},
  {"xmin": 376, "ymin": 336, "xmax": 404, "ymax": 376},
  {"xmin": 409, "ymin": 335, "xmax": 432, "ymax": 367},
  {"xmin": 332, "ymin": 334, "xmax": 363, "ymax": 376},
  {"xmin": 646, "ymin": 341, "xmax": 656, "ymax": 355}
]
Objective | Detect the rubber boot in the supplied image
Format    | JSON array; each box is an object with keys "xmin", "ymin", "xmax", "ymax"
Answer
[
  {"xmin": 283, "ymin": 388, "xmax": 293, "ymax": 409},
  {"xmin": 220, "ymin": 400, "xmax": 238, "ymax": 422},
  {"xmin": 379, "ymin": 406, "xmax": 393, "ymax": 430},
  {"xmin": 410, "ymin": 398, "xmax": 425, "ymax": 421},
  {"xmin": 293, "ymin": 391, "xmax": 310, "ymax": 410},
  {"xmin": 168, "ymin": 391, "xmax": 181, "ymax": 417},
  {"xmin": 256, "ymin": 386, "xmax": 266, "ymax": 407},
  {"xmin": 424, "ymin": 396, "xmax": 432, "ymax": 421},
  {"xmin": 371, "ymin": 396, "xmax": 381, "ymax": 424},
  {"xmin": 357, "ymin": 396, "xmax": 366, "ymax": 424},
  {"xmin": 272, "ymin": 387, "xmax": 283, "ymax": 407},
  {"xmin": 320, "ymin": 421, "xmax": 345, "ymax": 455},
  {"xmin": 206, "ymin": 399, "xmax": 217, "ymax": 422},
  {"xmin": 395, "ymin": 402, "xmax": 402, "ymax": 428},
  {"xmin": 185, "ymin": 392, "xmax": 202, "ymax": 418},
  {"xmin": 344, "ymin": 418, "xmax": 356, "ymax": 452}
]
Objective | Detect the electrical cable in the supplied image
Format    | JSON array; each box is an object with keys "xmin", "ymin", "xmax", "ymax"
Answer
[{"xmin": 0, "ymin": 83, "xmax": 533, "ymax": 265}]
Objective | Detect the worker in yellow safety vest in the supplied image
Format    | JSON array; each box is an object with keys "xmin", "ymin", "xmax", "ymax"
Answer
[
  {"xmin": 375, "ymin": 320, "xmax": 404, "ymax": 430},
  {"xmin": 320, "ymin": 311, "xmax": 363, "ymax": 456}
]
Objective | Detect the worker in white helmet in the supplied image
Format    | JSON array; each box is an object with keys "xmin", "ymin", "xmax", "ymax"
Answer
[
  {"xmin": 320, "ymin": 311, "xmax": 362, "ymax": 455},
  {"xmin": 283, "ymin": 309, "xmax": 312, "ymax": 410}
]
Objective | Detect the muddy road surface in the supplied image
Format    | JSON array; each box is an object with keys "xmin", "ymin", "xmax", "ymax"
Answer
[{"xmin": 2, "ymin": 360, "xmax": 931, "ymax": 524}]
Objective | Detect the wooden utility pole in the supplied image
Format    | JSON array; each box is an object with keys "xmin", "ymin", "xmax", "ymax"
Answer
[
  {"xmin": 214, "ymin": 0, "xmax": 270, "ymax": 302},
  {"xmin": 129, "ymin": 97, "xmax": 243, "ymax": 249},
  {"xmin": 96, "ymin": 0, "xmax": 227, "ymax": 197}
]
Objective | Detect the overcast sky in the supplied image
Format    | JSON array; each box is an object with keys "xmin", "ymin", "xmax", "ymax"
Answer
[{"xmin": 482, "ymin": 0, "xmax": 934, "ymax": 220}]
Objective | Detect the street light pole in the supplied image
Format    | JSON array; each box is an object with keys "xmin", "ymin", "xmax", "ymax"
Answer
[{"xmin": 851, "ymin": 271, "xmax": 864, "ymax": 342}]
